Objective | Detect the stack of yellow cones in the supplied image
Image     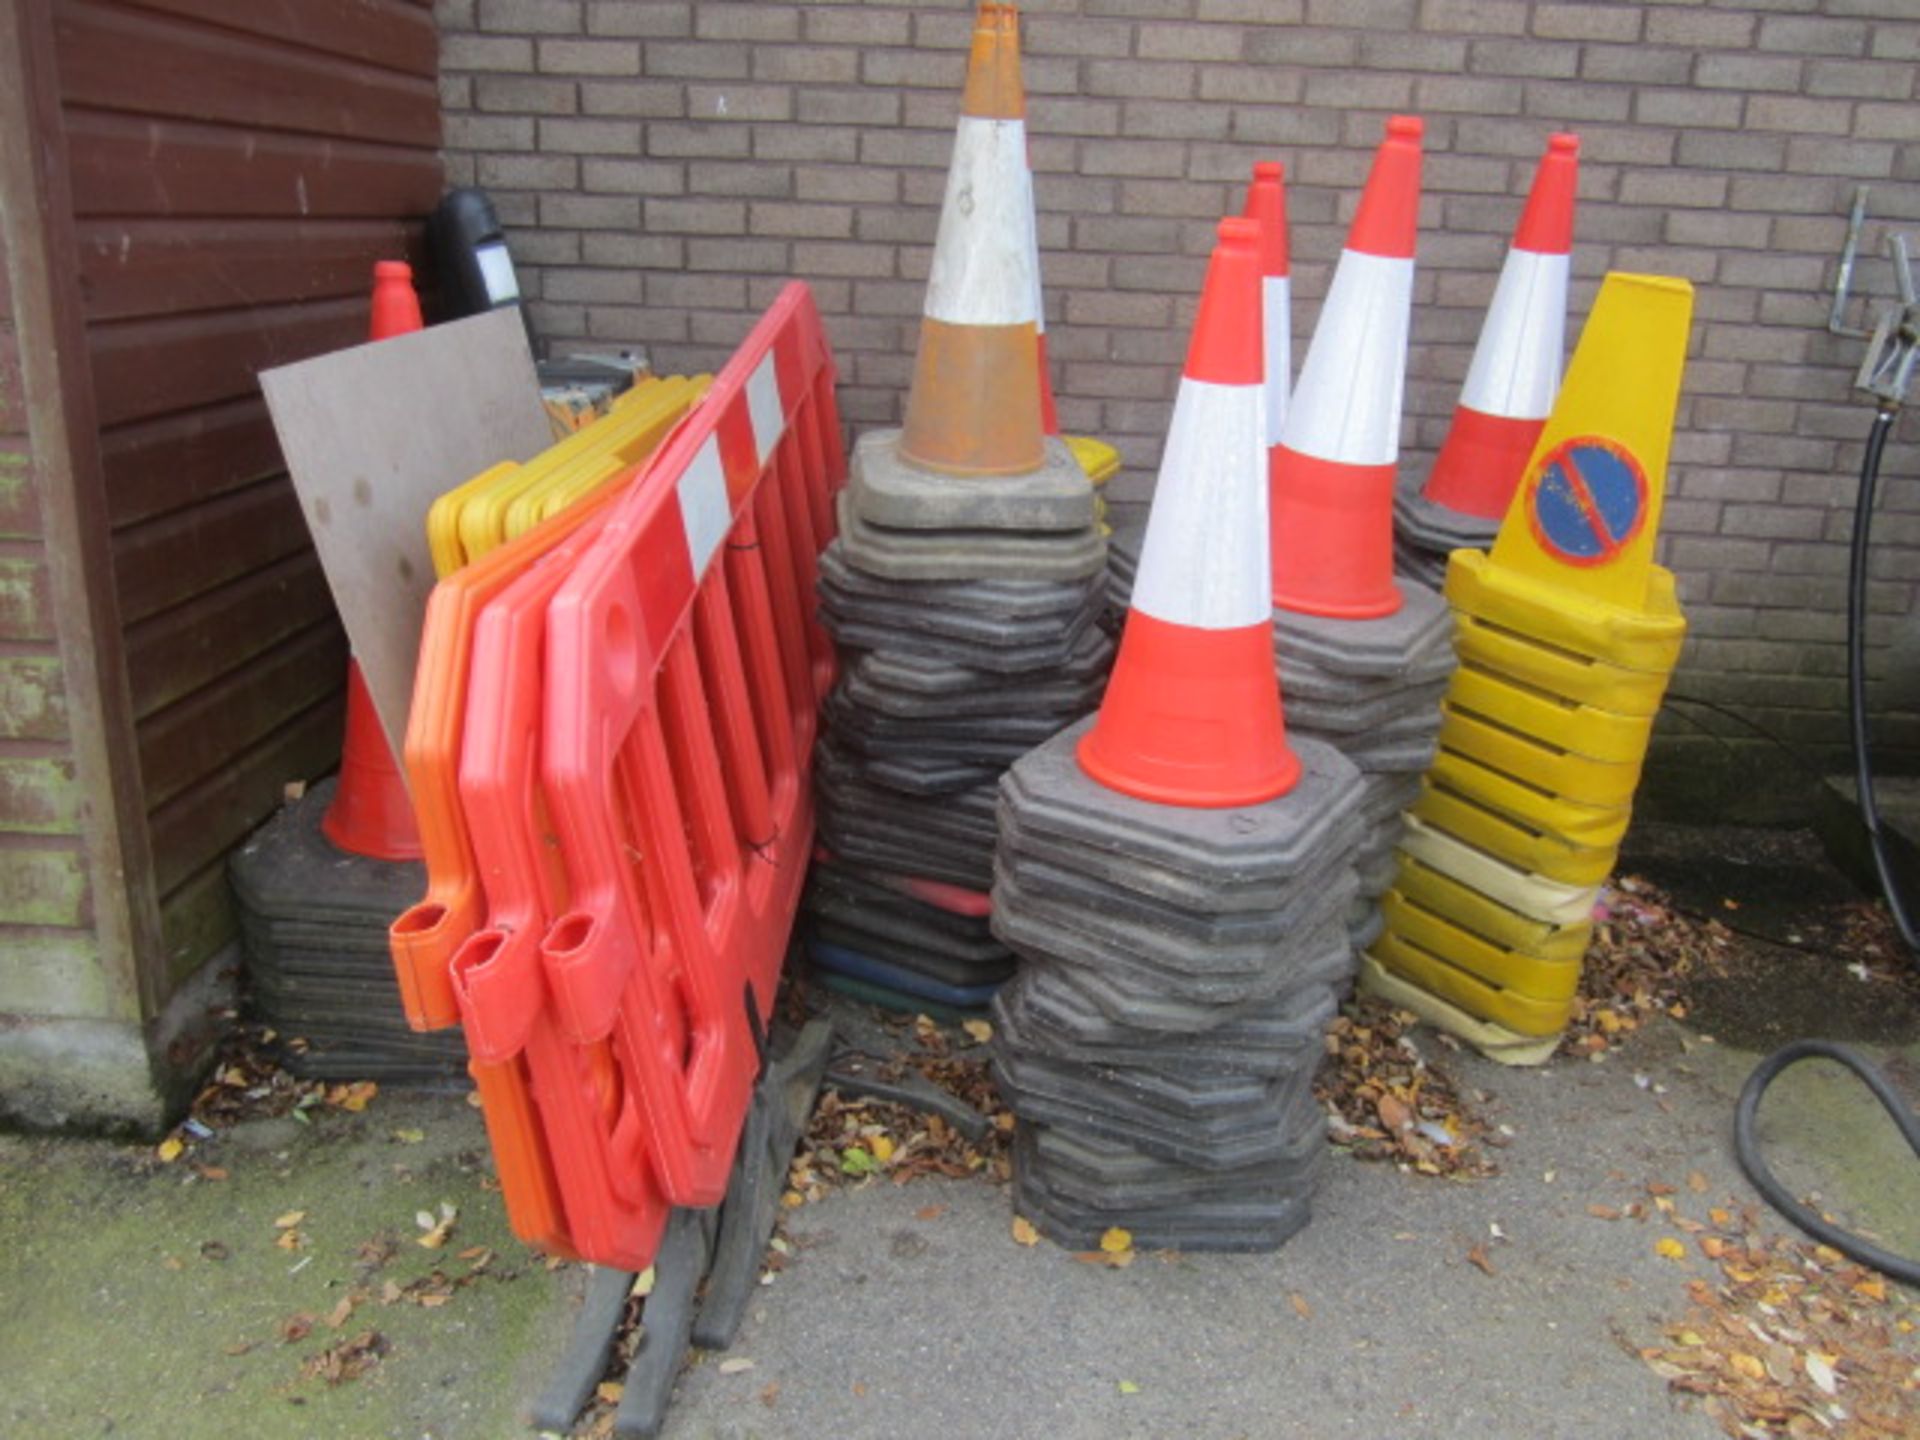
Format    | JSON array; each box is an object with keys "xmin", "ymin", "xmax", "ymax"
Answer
[{"xmin": 1362, "ymin": 272, "xmax": 1694, "ymax": 1064}]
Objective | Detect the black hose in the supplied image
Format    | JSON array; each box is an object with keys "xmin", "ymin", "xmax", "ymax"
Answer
[
  {"xmin": 1733, "ymin": 1039, "xmax": 1920, "ymax": 1286},
  {"xmin": 1846, "ymin": 407, "xmax": 1919, "ymax": 952},
  {"xmin": 1730, "ymin": 407, "xmax": 1920, "ymax": 1285}
]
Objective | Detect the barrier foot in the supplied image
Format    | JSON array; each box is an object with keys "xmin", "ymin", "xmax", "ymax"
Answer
[
  {"xmin": 691, "ymin": 1019, "xmax": 836, "ymax": 1349},
  {"xmin": 817, "ymin": 997, "xmax": 995, "ymax": 1142},
  {"xmin": 824, "ymin": 1052, "xmax": 993, "ymax": 1144},
  {"xmin": 613, "ymin": 1208, "xmax": 717, "ymax": 1439},
  {"xmin": 527, "ymin": 1263, "xmax": 634, "ymax": 1433}
]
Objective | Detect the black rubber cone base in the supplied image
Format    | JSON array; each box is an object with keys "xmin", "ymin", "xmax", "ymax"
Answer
[{"xmin": 997, "ymin": 720, "xmax": 1367, "ymax": 908}]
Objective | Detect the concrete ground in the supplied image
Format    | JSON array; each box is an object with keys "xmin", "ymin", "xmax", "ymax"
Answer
[{"xmin": 3, "ymin": 863, "xmax": 1917, "ymax": 1439}]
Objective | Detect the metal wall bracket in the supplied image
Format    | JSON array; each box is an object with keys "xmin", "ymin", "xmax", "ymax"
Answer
[{"xmin": 1829, "ymin": 185, "xmax": 1920, "ymax": 410}]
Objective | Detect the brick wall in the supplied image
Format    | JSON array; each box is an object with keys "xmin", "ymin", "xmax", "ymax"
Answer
[{"xmin": 435, "ymin": 0, "xmax": 1920, "ymax": 817}]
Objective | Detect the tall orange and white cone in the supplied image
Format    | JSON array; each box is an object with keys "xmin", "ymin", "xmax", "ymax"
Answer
[
  {"xmin": 1077, "ymin": 217, "xmax": 1300, "ymax": 808},
  {"xmin": 1270, "ymin": 115, "xmax": 1423, "ymax": 620},
  {"xmin": 1421, "ymin": 133, "xmax": 1579, "ymax": 520},
  {"xmin": 898, "ymin": 2, "xmax": 1044, "ymax": 476},
  {"xmin": 1244, "ymin": 162, "xmax": 1292, "ymax": 453},
  {"xmin": 323, "ymin": 260, "xmax": 425, "ymax": 860}
]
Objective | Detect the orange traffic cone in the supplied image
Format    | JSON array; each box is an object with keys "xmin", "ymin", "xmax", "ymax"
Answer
[
  {"xmin": 1244, "ymin": 161, "xmax": 1292, "ymax": 450},
  {"xmin": 1077, "ymin": 217, "xmax": 1300, "ymax": 808},
  {"xmin": 1270, "ymin": 115, "xmax": 1423, "ymax": 620},
  {"xmin": 897, "ymin": 2, "xmax": 1044, "ymax": 475},
  {"xmin": 1421, "ymin": 134, "xmax": 1579, "ymax": 520},
  {"xmin": 322, "ymin": 259, "xmax": 425, "ymax": 861}
]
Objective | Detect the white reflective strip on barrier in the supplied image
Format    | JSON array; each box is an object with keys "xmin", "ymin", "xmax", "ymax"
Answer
[
  {"xmin": 1282, "ymin": 249, "xmax": 1414, "ymax": 467},
  {"xmin": 745, "ymin": 350, "xmax": 786, "ymax": 464},
  {"xmin": 1261, "ymin": 274, "xmax": 1291, "ymax": 444},
  {"xmin": 1129, "ymin": 379, "xmax": 1270, "ymax": 631},
  {"xmin": 677, "ymin": 434, "xmax": 730, "ymax": 579},
  {"xmin": 1458, "ymin": 248, "xmax": 1568, "ymax": 421},
  {"xmin": 923, "ymin": 117, "xmax": 1039, "ymax": 328}
]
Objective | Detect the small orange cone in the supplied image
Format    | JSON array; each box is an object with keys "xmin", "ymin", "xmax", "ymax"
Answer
[
  {"xmin": 1422, "ymin": 134, "xmax": 1579, "ymax": 520},
  {"xmin": 897, "ymin": 2, "xmax": 1045, "ymax": 476},
  {"xmin": 1243, "ymin": 161, "xmax": 1292, "ymax": 450},
  {"xmin": 321, "ymin": 259, "xmax": 425, "ymax": 861},
  {"xmin": 369, "ymin": 259, "xmax": 424, "ymax": 341},
  {"xmin": 1076, "ymin": 217, "xmax": 1300, "ymax": 808},
  {"xmin": 1270, "ymin": 115, "xmax": 1423, "ymax": 620}
]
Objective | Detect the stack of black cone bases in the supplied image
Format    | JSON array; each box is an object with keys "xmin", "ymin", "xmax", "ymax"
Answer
[
  {"xmin": 990, "ymin": 721, "xmax": 1364, "ymax": 1250},
  {"xmin": 1108, "ymin": 524, "xmax": 1453, "ymax": 962},
  {"xmin": 808, "ymin": 431, "xmax": 1110, "ymax": 1016},
  {"xmin": 1268, "ymin": 585, "xmax": 1455, "ymax": 955},
  {"xmin": 229, "ymin": 781, "xmax": 464, "ymax": 1080}
]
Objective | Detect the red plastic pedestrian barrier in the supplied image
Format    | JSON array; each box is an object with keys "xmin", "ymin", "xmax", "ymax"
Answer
[{"xmin": 535, "ymin": 283, "xmax": 843, "ymax": 1210}]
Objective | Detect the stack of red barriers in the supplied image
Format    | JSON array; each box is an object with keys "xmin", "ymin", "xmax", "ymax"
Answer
[{"xmin": 386, "ymin": 283, "xmax": 846, "ymax": 1271}]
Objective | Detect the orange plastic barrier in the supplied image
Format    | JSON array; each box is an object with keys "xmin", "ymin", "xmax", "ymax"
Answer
[
  {"xmin": 390, "ymin": 490, "xmax": 622, "ymax": 1031},
  {"xmin": 452, "ymin": 505, "xmax": 670, "ymax": 1268},
  {"xmin": 533, "ymin": 284, "xmax": 843, "ymax": 1211},
  {"xmin": 388, "ymin": 489, "xmax": 622, "ymax": 1258}
]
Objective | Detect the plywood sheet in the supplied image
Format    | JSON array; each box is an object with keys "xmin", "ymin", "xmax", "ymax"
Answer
[{"xmin": 260, "ymin": 309, "xmax": 549, "ymax": 759}]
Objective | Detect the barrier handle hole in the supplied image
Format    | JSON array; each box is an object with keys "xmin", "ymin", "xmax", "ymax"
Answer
[
  {"xmin": 393, "ymin": 902, "xmax": 447, "ymax": 936},
  {"xmin": 546, "ymin": 911, "xmax": 596, "ymax": 957}
]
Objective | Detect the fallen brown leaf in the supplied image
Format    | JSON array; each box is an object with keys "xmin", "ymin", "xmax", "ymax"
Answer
[{"xmin": 1467, "ymin": 1244, "xmax": 1495, "ymax": 1277}]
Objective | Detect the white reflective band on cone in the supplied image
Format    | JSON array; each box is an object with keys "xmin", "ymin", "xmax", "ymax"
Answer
[
  {"xmin": 1283, "ymin": 250, "xmax": 1414, "ymax": 467},
  {"xmin": 1261, "ymin": 273, "xmax": 1291, "ymax": 442},
  {"xmin": 1459, "ymin": 248, "xmax": 1568, "ymax": 420},
  {"xmin": 923, "ymin": 117, "xmax": 1039, "ymax": 328},
  {"xmin": 1129, "ymin": 379, "xmax": 1270, "ymax": 631},
  {"xmin": 1019, "ymin": 158, "xmax": 1047, "ymax": 336}
]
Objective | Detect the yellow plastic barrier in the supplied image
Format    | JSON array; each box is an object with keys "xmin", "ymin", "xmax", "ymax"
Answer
[
  {"xmin": 1437, "ymin": 704, "xmax": 1645, "ymax": 806},
  {"xmin": 1065, "ymin": 434, "xmax": 1120, "ymax": 487},
  {"xmin": 1447, "ymin": 551, "xmax": 1686, "ymax": 673},
  {"xmin": 1394, "ymin": 854, "xmax": 1593, "ymax": 962},
  {"xmin": 1372, "ymin": 271, "xmax": 1696, "ymax": 1061},
  {"xmin": 1427, "ymin": 749, "xmax": 1633, "ymax": 849},
  {"xmin": 503, "ymin": 375, "xmax": 710, "ymax": 540},
  {"xmin": 1452, "ymin": 612, "xmax": 1674, "ymax": 717},
  {"xmin": 1369, "ymin": 928, "xmax": 1576, "ymax": 1037},
  {"xmin": 1380, "ymin": 890, "xmax": 1585, "ymax": 999},
  {"xmin": 1397, "ymin": 814, "xmax": 1598, "ymax": 924},
  {"xmin": 1411, "ymin": 783, "xmax": 1618, "ymax": 887},
  {"xmin": 1449, "ymin": 665, "xmax": 1655, "ymax": 765},
  {"xmin": 1358, "ymin": 953, "xmax": 1563, "ymax": 1065},
  {"xmin": 425, "ymin": 376, "xmax": 708, "ymax": 578}
]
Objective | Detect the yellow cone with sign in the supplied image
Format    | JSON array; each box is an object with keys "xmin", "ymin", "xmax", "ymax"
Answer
[{"xmin": 1366, "ymin": 272, "xmax": 1694, "ymax": 1061}]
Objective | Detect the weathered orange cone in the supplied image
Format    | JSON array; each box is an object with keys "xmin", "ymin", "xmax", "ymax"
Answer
[
  {"xmin": 1270, "ymin": 116, "xmax": 1423, "ymax": 620},
  {"xmin": 322, "ymin": 260, "xmax": 425, "ymax": 860},
  {"xmin": 1422, "ymin": 134, "xmax": 1579, "ymax": 520},
  {"xmin": 1077, "ymin": 217, "xmax": 1300, "ymax": 808},
  {"xmin": 897, "ymin": 2, "xmax": 1045, "ymax": 476}
]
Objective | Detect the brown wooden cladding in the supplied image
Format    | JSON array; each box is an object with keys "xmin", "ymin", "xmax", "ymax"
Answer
[
  {"xmin": 56, "ymin": 2, "xmax": 439, "ymax": 147},
  {"xmin": 49, "ymin": 0, "xmax": 442, "ymax": 966},
  {"xmin": 77, "ymin": 219, "xmax": 425, "ymax": 324},
  {"xmin": 64, "ymin": 112, "xmax": 443, "ymax": 222}
]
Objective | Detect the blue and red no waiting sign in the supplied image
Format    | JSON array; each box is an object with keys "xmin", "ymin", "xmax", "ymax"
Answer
[{"xmin": 1524, "ymin": 436, "xmax": 1648, "ymax": 568}]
